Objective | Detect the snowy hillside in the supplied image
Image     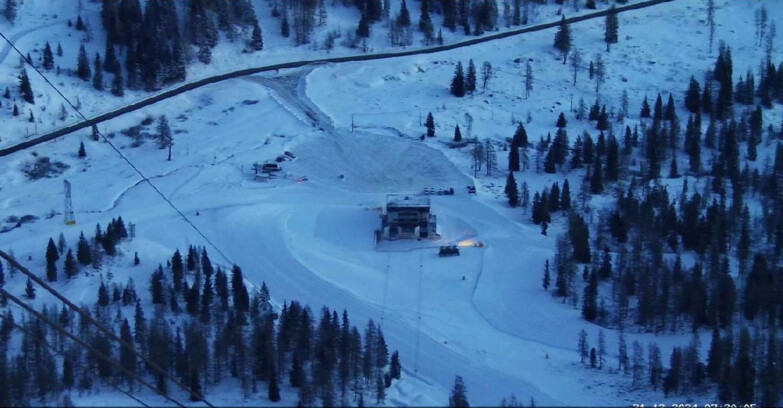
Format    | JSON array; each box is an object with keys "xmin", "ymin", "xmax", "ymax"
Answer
[{"xmin": 1, "ymin": 0, "xmax": 783, "ymax": 407}]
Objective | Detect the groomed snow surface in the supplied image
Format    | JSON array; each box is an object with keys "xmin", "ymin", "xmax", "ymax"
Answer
[{"xmin": 1, "ymin": 0, "xmax": 782, "ymax": 406}]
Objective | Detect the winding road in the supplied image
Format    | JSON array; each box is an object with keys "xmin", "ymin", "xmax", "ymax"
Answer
[
  {"xmin": 0, "ymin": 0, "xmax": 674, "ymax": 157},
  {"xmin": 0, "ymin": 20, "xmax": 63, "ymax": 66}
]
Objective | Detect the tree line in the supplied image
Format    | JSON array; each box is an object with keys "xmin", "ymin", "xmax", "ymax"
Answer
[{"xmin": 0, "ymin": 216, "xmax": 402, "ymax": 406}]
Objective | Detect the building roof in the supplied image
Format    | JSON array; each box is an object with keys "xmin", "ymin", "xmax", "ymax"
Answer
[{"xmin": 386, "ymin": 194, "xmax": 430, "ymax": 208}]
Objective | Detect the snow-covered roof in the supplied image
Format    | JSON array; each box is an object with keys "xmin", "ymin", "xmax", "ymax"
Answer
[{"xmin": 386, "ymin": 195, "xmax": 430, "ymax": 208}]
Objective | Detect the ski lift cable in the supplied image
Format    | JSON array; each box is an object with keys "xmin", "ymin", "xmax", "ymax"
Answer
[
  {"xmin": 0, "ymin": 288, "xmax": 174, "ymax": 408},
  {"xmin": 0, "ymin": 29, "xmax": 234, "ymax": 270},
  {"xmin": 0, "ymin": 251, "xmax": 213, "ymax": 408}
]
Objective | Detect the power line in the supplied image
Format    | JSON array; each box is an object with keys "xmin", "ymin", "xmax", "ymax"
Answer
[
  {"xmin": 0, "ymin": 305, "xmax": 152, "ymax": 408},
  {"xmin": 0, "ymin": 288, "xmax": 179, "ymax": 407},
  {"xmin": 0, "ymin": 29, "xmax": 222, "ymax": 405},
  {"xmin": 0, "ymin": 29, "xmax": 233, "ymax": 267},
  {"xmin": 0, "ymin": 250, "xmax": 213, "ymax": 408}
]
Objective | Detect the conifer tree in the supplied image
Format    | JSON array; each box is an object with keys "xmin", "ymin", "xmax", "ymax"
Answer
[
  {"xmin": 356, "ymin": 10, "xmax": 370, "ymax": 37},
  {"xmin": 77, "ymin": 44, "xmax": 91, "ymax": 81},
  {"xmin": 508, "ymin": 145, "xmax": 520, "ymax": 172},
  {"xmin": 104, "ymin": 42, "xmax": 119, "ymax": 74},
  {"xmin": 92, "ymin": 53, "xmax": 104, "ymax": 91},
  {"xmin": 157, "ymin": 115, "xmax": 173, "ymax": 160},
  {"xmin": 561, "ymin": 179, "xmax": 571, "ymax": 211},
  {"xmin": 64, "ymin": 249, "xmax": 77, "ymax": 278},
  {"xmin": 448, "ymin": 376, "xmax": 469, "ymax": 407},
  {"xmin": 426, "ymin": 112, "xmax": 436, "ymax": 137},
  {"xmin": 419, "ymin": 0, "xmax": 434, "ymax": 42},
  {"xmin": 397, "ymin": 0, "xmax": 411, "ymax": 28},
  {"xmin": 4, "ymin": 0, "xmax": 17, "ymax": 24},
  {"xmin": 505, "ymin": 172, "xmax": 519, "ymax": 207},
  {"xmin": 111, "ymin": 70, "xmax": 124, "ymax": 97},
  {"xmin": 554, "ymin": 15, "xmax": 571, "ymax": 64},
  {"xmin": 46, "ymin": 237, "xmax": 58, "ymax": 282},
  {"xmin": 18, "ymin": 68, "xmax": 33, "ymax": 104},
  {"xmin": 465, "ymin": 59, "xmax": 477, "ymax": 94},
  {"xmin": 640, "ymin": 96, "xmax": 651, "ymax": 118},
  {"xmin": 542, "ymin": 259, "xmax": 551, "ymax": 290},
  {"xmin": 450, "ymin": 61, "xmax": 465, "ymax": 97},
  {"xmin": 453, "ymin": 125, "xmax": 462, "ymax": 142},
  {"xmin": 76, "ymin": 232, "xmax": 92, "ymax": 265},
  {"xmin": 604, "ymin": 6, "xmax": 618, "ymax": 51},
  {"xmin": 578, "ymin": 329, "xmax": 589, "ymax": 363},
  {"xmin": 249, "ymin": 23, "xmax": 264, "ymax": 51},
  {"xmin": 618, "ymin": 331, "xmax": 629, "ymax": 373},
  {"xmin": 24, "ymin": 277, "xmax": 35, "ymax": 299},
  {"xmin": 390, "ymin": 351, "xmax": 401, "ymax": 379},
  {"xmin": 268, "ymin": 363, "xmax": 281, "ymax": 402},
  {"xmin": 42, "ymin": 42, "xmax": 54, "ymax": 70},
  {"xmin": 590, "ymin": 156, "xmax": 604, "ymax": 194},
  {"xmin": 685, "ymin": 77, "xmax": 701, "ymax": 113}
]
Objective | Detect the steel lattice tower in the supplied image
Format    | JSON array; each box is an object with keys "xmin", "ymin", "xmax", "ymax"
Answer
[{"xmin": 64, "ymin": 180, "xmax": 75, "ymax": 225}]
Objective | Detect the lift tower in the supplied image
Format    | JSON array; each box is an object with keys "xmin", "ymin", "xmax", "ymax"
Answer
[{"xmin": 64, "ymin": 180, "xmax": 75, "ymax": 225}]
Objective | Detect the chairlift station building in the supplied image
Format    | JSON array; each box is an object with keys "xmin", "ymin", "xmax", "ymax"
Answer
[{"xmin": 380, "ymin": 195, "xmax": 437, "ymax": 240}]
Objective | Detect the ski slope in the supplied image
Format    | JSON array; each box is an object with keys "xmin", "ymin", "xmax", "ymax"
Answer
[{"xmin": 1, "ymin": 0, "xmax": 782, "ymax": 406}]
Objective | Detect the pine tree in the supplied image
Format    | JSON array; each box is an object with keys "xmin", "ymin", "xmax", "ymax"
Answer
[
  {"xmin": 505, "ymin": 172, "xmax": 519, "ymax": 207},
  {"xmin": 590, "ymin": 157, "xmax": 604, "ymax": 194},
  {"xmin": 111, "ymin": 70, "xmax": 124, "ymax": 97},
  {"xmin": 604, "ymin": 6, "xmax": 618, "ymax": 51},
  {"xmin": 64, "ymin": 249, "xmax": 77, "ymax": 278},
  {"xmin": 4, "ymin": 0, "xmax": 17, "ymax": 24},
  {"xmin": 465, "ymin": 59, "xmax": 477, "ymax": 94},
  {"xmin": 578, "ymin": 329, "xmax": 589, "ymax": 363},
  {"xmin": 268, "ymin": 363, "xmax": 281, "ymax": 402},
  {"xmin": 42, "ymin": 42, "xmax": 54, "ymax": 70},
  {"xmin": 92, "ymin": 53, "xmax": 104, "ymax": 91},
  {"xmin": 375, "ymin": 374, "xmax": 386, "ymax": 404},
  {"xmin": 76, "ymin": 232, "xmax": 92, "ymax": 265},
  {"xmin": 390, "ymin": 351, "xmax": 401, "ymax": 379},
  {"xmin": 450, "ymin": 61, "xmax": 465, "ymax": 97},
  {"xmin": 18, "ymin": 69, "xmax": 33, "ymax": 104},
  {"xmin": 249, "ymin": 23, "xmax": 264, "ymax": 51},
  {"xmin": 426, "ymin": 112, "xmax": 436, "ymax": 137},
  {"xmin": 281, "ymin": 12, "xmax": 290, "ymax": 37},
  {"xmin": 77, "ymin": 44, "xmax": 91, "ymax": 81},
  {"xmin": 542, "ymin": 259, "xmax": 551, "ymax": 290},
  {"xmin": 419, "ymin": 0, "xmax": 434, "ymax": 42},
  {"xmin": 663, "ymin": 347, "xmax": 681, "ymax": 396},
  {"xmin": 97, "ymin": 280, "xmax": 110, "ymax": 306},
  {"xmin": 46, "ymin": 237, "xmax": 59, "ymax": 282},
  {"xmin": 582, "ymin": 271, "xmax": 598, "ymax": 321},
  {"xmin": 508, "ymin": 145, "xmax": 520, "ymax": 172},
  {"xmin": 639, "ymin": 97, "xmax": 655, "ymax": 121},
  {"xmin": 397, "ymin": 0, "xmax": 411, "ymax": 28},
  {"xmin": 685, "ymin": 77, "xmax": 701, "ymax": 113},
  {"xmin": 356, "ymin": 10, "xmax": 370, "ymax": 37},
  {"xmin": 24, "ymin": 277, "xmax": 35, "ymax": 299},
  {"xmin": 554, "ymin": 15, "xmax": 571, "ymax": 64},
  {"xmin": 448, "ymin": 375, "xmax": 469, "ymax": 407},
  {"xmin": 453, "ymin": 125, "xmax": 463, "ymax": 142},
  {"xmin": 157, "ymin": 115, "xmax": 173, "ymax": 160}
]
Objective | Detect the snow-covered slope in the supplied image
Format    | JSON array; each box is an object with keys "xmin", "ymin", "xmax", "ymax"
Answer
[{"xmin": 1, "ymin": 0, "xmax": 782, "ymax": 406}]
